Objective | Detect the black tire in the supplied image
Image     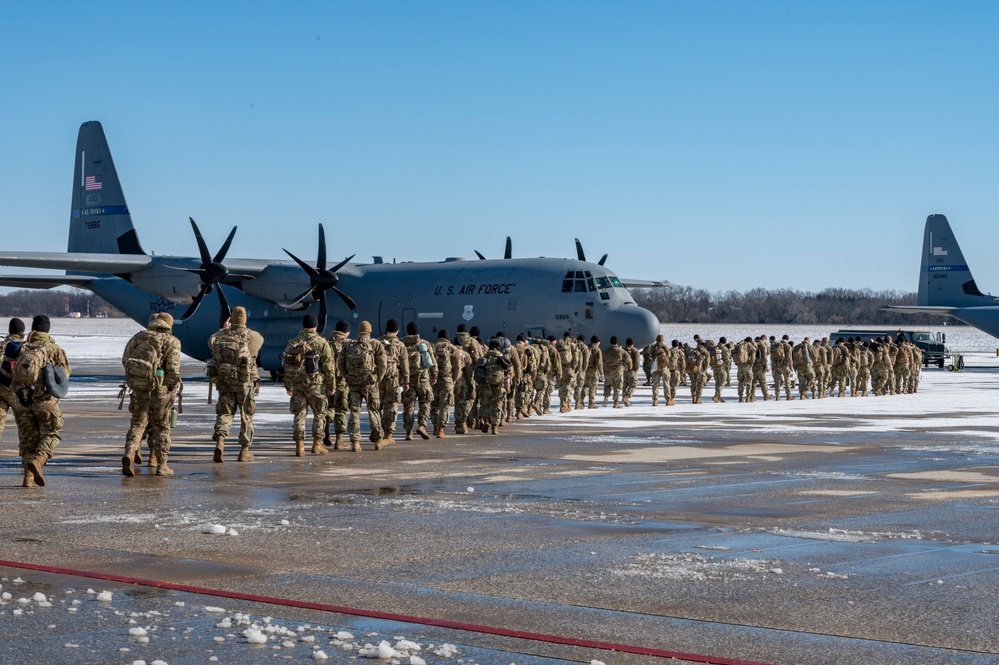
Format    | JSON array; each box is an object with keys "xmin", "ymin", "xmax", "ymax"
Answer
[
  {"xmin": 958, "ymin": 356, "xmax": 965, "ymax": 370},
  {"xmin": 937, "ymin": 359, "xmax": 944, "ymax": 368}
]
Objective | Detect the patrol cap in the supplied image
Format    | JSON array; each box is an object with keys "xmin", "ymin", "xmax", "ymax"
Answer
[
  {"xmin": 385, "ymin": 319, "xmax": 399, "ymax": 333},
  {"xmin": 158, "ymin": 313, "xmax": 174, "ymax": 328},
  {"xmin": 407, "ymin": 322, "xmax": 420, "ymax": 335},
  {"xmin": 358, "ymin": 321, "xmax": 372, "ymax": 334},
  {"xmin": 231, "ymin": 306, "xmax": 247, "ymax": 326},
  {"xmin": 656, "ymin": 334, "xmax": 664, "ymax": 342},
  {"xmin": 335, "ymin": 320, "xmax": 350, "ymax": 333},
  {"xmin": 147, "ymin": 313, "xmax": 161, "ymax": 327},
  {"xmin": 8, "ymin": 318, "xmax": 24, "ymax": 335},
  {"xmin": 303, "ymin": 313, "xmax": 319, "ymax": 329},
  {"xmin": 32, "ymin": 314, "xmax": 50, "ymax": 333}
]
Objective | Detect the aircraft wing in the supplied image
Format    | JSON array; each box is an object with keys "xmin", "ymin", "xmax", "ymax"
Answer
[
  {"xmin": 0, "ymin": 251, "xmax": 152, "ymax": 273},
  {"xmin": 881, "ymin": 305, "xmax": 959, "ymax": 316},
  {"xmin": 622, "ymin": 278, "xmax": 667, "ymax": 289},
  {"xmin": 0, "ymin": 274, "xmax": 97, "ymax": 289}
]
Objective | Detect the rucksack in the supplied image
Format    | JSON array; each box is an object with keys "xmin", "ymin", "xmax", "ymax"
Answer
[
  {"xmin": 211, "ymin": 328, "xmax": 253, "ymax": 387},
  {"xmin": 123, "ymin": 330, "xmax": 165, "ymax": 392},
  {"xmin": 344, "ymin": 338, "xmax": 376, "ymax": 386},
  {"xmin": 417, "ymin": 342, "xmax": 434, "ymax": 369},
  {"xmin": 434, "ymin": 341, "xmax": 452, "ymax": 378},
  {"xmin": 558, "ymin": 340, "xmax": 573, "ymax": 366},
  {"xmin": 473, "ymin": 357, "xmax": 487, "ymax": 383},
  {"xmin": 773, "ymin": 344, "xmax": 787, "ymax": 364},
  {"xmin": 283, "ymin": 336, "xmax": 319, "ymax": 384},
  {"xmin": 11, "ymin": 342, "xmax": 50, "ymax": 405},
  {"xmin": 0, "ymin": 340, "xmax": 23, "ymax": 388},
  {"xmin": 734, "ymin": 343, "xmax": 750, "ymax": 364}
]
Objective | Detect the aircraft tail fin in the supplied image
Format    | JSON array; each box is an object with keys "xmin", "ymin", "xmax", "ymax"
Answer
[
  {"xmin": 918, "ymin": 214, "xmax": 995, "ymax": 307},
  {"xmin": 69, "ymin": 121, "xmax": 145, "ymax": 256}
]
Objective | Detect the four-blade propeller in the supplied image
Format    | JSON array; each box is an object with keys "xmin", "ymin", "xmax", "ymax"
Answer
[
  {"xmin": 475, "ymin": 236, "xmax": 512, "ymax": 261},
  {"xmin": 283, "ymin": 223, "xmax": 356, "ymax": 334},
  {"xmin": 575, "ymin": 237, "xmax": 607, "ymax": 266},
  {"xmin": 178, "ymin": 217, "xmax": 239, "ymax": 327}
]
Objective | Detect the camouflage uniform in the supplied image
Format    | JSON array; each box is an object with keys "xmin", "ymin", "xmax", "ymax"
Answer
[
  {"xmin": 601, "ymin": 341, "xmax": 629, "ymax": 407},
  {"xmin": 337, "ymin": 327, "xmax": 387, "ymax": 450},
  {"xmin": 893, "ymin": 342, "xmax": 911, "ymax": 395},
  {"xmin": 284, "ymin": 328, "xmax": 336, "ymax": 454},
  {"xmin": 378, "ymin": 330, "xmax": 410, "ymax": 443},
  {"xmin": 649, "ymin": 340, "xmax": 671, "ymax": 406},
  {"xmin": 402, "ymin": 332, "xmax": 437, "ymax": 439},
  {"xmin": 669, "ymin": 341, "xmax": 685, "ymax": 404},
  {"xmin": 870, "ymin": 342, "xmax": 891, "ymax": 396},
  {"xmin": 829, "ymin": 341, "xmax": 851, "ymax": 397},
  {"xmin": 770, "ymin": 339, "xmax": 793, "ymax": 400},
  {"xmin": 685, "ymin": 344, "xmax": 709, "ymax": 404},
  {"xmin": 709, "ymin": 340, "xmax": 731, "ymax": 403},
  {"xmin": 584, "ymin": 340, "xmax": 603, "ymax": 408},
  {"xmin": 478, "ymin": 347, "xmax": 511, "ymax": 432},
  {"xmin": 750, "ymin": 338, "xmax": 770, "ymax": 401},
  {"xmin": 0, "ymin": 326, "xmax": 26, "ymax": 441},
  {"xmin": 209, "ymin": 319, "xmax": 264, "ymax": 457},
  {"xmin": 513, "ymin": 339, "xmax": 537, "ymax": 418},
  {"xmin": 733, "ymin": 340, "xmax": 755, "ymax": 402},
  {"xmin": 324, "ymin": 327, "xmax": 351, "ymax": 447},
  {"xmin": 431, "ymin": 335, "xmax": 462, "ymax": 435},
  {"xmin": 554, "ymin": 335, "xmax": 578, "ymax": 413},
  {"xmin": 641, "ymin": 344, "xmax": 654, "ymax": 386},
  {"xmin": 454, "ymin": 330, "xmax": 482, "ymax": 433},
  {"xmin": 623, "ymin": 341, "xmax": 640, "ymax": 405},
  {"xmin": 122, "ymin": 315, "xmax": 181, "ymax": 475},
  {"xmin": 813, "ymin": 341, "xmax": 829, "ymax": 398},
  {"xmin": 793, "ymin": 340, "xmax": 815, "ymax": 399},
  {"xmin": 856, "ymin": 343, "xmax": 873, "ymax": 396},
  {"xmin": 574, "ymin": 337, "xmax": 590, "ymax": 409},
  {"xmin": 540, "ymin": 339, "xmax": 561, "ymax": 414},
  {"xmin": 908, "ymin": 345, "xmax": 922, "ymax": 393}
]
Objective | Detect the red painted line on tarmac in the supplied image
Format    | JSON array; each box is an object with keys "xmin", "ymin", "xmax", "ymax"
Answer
[{"xmin": 0, "ymin": 558, "xmax": 775, "ymax": 665}]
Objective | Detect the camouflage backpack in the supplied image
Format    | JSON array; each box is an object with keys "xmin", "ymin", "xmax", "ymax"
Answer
[
  {"xmin": 283, "ymin": 336, "xmax": 319, "ymax": 384},
  {"xmin": 344, "ymin": 338, "xmax": 376, "ymax": 386},
  {"xmin": 434, "ymin": 341, "xmax": 452, "ymax": 378},
  {"xmin": 484, "ymin": 353, "xmax": 507, "ymax": 386},
  {"xmin": 734, "ymin": 342, "xmax": 750, "ymax": 365},
  {"xmin": 772, "ymin": 343, "xmax": 787, "ymax": 365},
  {"xmin": 522, "ymin": 345, "xmax": 537, "ymax": 375},
  {"xmin": 210, "ymin": 328, "xmax": 254, "ymax": 388},
  {"xmin": 557, "ymin": 340, "xmax": 573, "ymax": 367},
  {"xmin": 123, "ymin": 330, "xmax": 165, "ymax": 392}
]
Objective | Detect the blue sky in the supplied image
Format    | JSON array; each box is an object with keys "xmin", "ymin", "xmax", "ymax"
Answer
[{"xmin": 3, "ymin": 2, "xmax": 999, "ymax": 293}]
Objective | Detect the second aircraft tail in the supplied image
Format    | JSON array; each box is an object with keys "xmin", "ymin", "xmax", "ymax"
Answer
[{"xmin": 917, "ymin": 214, "xmax": 995, "ymax": 307}]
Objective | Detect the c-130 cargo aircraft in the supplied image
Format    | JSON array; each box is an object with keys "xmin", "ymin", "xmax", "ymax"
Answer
[{"xmin": 0, "ymin": 122, "xmax": 661, "ymax": 372}]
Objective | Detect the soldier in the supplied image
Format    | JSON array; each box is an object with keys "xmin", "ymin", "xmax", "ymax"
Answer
[
  {"xmin": 829, "ymin": 337, "xmax": 851, "ymax": 397},
  {"xmin": 893, "ymin": 337, "xmax": 911, "ymax": 395},
  {"xmin": 641, "ymin": 343, "xmax": 655, "ymax": 386},
  {"xmin": 908, "ymin": 344, "xmax": 923, "ymax": 393},
  {"xmin": 513, "ymin": 334, "xmax": 537, "ymax": 419},
  {"xmin": 478, "ymin": 339, "xmax": 512, "ymax": 434},
  {"xmin": 120, "ymin": 313, "xmax": 181, "ymax": 477},
  {"xmin": 856, "ymin": 341, "xmax": 873, "ymax": 397},
  {"xmin": 283, "ymin": 313, "xmax": 337, "ymax": 456},
  {"xmin": 337, "ymin": 320, "xmax": 386, "ymax": 451},
  {"xmin": 686, "ymin": 341, "xmax": 709, "ymax": 404},
  {"xmin": 870, "ymin": 339, "xmax": 891, "ymax": 396},
  {"xmin": 601, "ymin": 336, "xmax": 629, "ymax": 408},
  {"xmin": 402, "ymin": 322, "xmax": 436, "ymax": 440},
  {"xmin": 648, "ymin": 335, "xmax": 670, "ymax": 406},
  {"xmin": 847, "ymin": 337, "xmax": 861, "ymax": 396},
  {"xmin": 378, "ymin": 319, "xmax": 410, "ymax": 445},
  {"xmin": 574, "ymin": 334, "xmax": 590, "ymax": 409},
  {"xmin": 623, "ymin": 338, "xmax": 640, "ymax": 406},
  {"xmin": 750, "ymin": 336, "xmax": 771, "ymax": 401},
  {"xmin": 669, "ymin": 339, "xmax": 685, "ymax": 405},
  {"xmin": 208, "ymin": 306, "xmax": 264, "ymax": 463},
  {"xmin": 431, "ymin": 329, "xmax": 461, "ymax": 437},
  {"xmin": 709, "ymin": 336, "xmax": 731, "ymax": 403},
  {"xmin": 497, "ymin": 332, "xmax": 521, "ymax": 423},
  {"xmin": 0, "ymin": 318, "xmax": 26, "ymax": 441},
  {"xmin": 541, "ymin": 335, "xmax": 562, "ymax": 414},
  {"xmin": 324, "ymin": 320, "xmax": 351, "ymax": 449},
  {"xmin": 733, "ymin": 337, "xmax": 755, "ymax": 402},
  {"xmin": 813, "ymin": 339, "xmax": 829, "ymax": 398},
  {"xmin": 554, "ymin": 332, "xmax": 577, "ymax": 413},
  {"xmin": 792, "ymin": 337, "xmax": 815, "ymax": 399},
  {"xmin": 770, "ymin": 335, "xmax": 793, "ymax": 401},
  {"xmin": 584, "ymin": 336, "xmax": 603, "ymax": 409},
  {"xmin": 453, "ymin": 324, "xmax": 482, "ymax": 433}
]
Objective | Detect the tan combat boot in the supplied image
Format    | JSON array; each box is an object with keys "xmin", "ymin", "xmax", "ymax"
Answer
[
  {"xmin": 623, "ymin": 397, "xmax": 631, "ymax": 407},
  {"xmin": 122, "ymin": 445, "xmax": 137, "ymax": 477},
  {"xmin": 559, "ymin": 404, "xmax": 570, "ymax": 413},
  {"xmin": 652, "ymin": 399, "xmax": 658, "ymax": 406},
  {"xmin": 438, "ymin": 427, "xmax": 447, "ymax": 439},
  {"xmin": 155, "ymin": 454, "xmax": 174, "ymax": 476},
  {"xmin": 22, "ymin": 467, "xmax": 36, "ymax": 488},
  {"xmin": 133, "ymin": 449, "xmax": 142, "ymax": 465},
  {"xmin": 455, "ymin": 423, "xmax": 466, "ymax": 435},
  {"xmin": 351, "ymin": 440, "xmax": 361, "ymax": 452},
  {"xmin": 333, "ymin": 433, "xmax": 344, "ymax": 450},
  {"xmin": 404, "ymin": 429, "xmax": 414, "ymax": 441},
  {"xmin": 417, "ymin": 425, "xmax": 430, "ymax": 440},
  {"xmin": 533, "ymin": 403, "xmax": 543, "ymax": 416},
  {"xmin": 213, "ymin": 434, "xmax": 225, "ymax": 463},
  {"xmin": 27, "ymin": 455, "xmax": 46, "ymax": 487},
  {"xmin": 312, "ymin": 439, "xmax": 328, "ymax": 455},
  {"xmin": 490, "ymin": 424, "xmax": 498, "ymax": 434},
  {"xmin": 667, "ymin": 399, "xmax": 676, "ymax": 406},
  {"xmin": 237, "ymin": 446, "xmax": 254, "ymax": 462},
  {"xmin": 295, "ymin": 439, "xmax": 305, "ymax": 457}
]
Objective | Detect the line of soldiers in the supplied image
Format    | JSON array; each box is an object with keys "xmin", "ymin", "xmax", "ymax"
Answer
[{"xmin": 639, "ymin": 333, "xmax": 924, "ymax": 404}]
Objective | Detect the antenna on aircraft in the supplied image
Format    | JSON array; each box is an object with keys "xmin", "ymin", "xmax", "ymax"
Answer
[{"xmin": 283, "ymin": 223, "xmax": 356, "ymax": 334}]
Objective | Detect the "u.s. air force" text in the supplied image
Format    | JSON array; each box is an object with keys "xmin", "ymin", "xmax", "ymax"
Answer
[{"xmin": 434, "ymin": 283, "xmax": 516, "ymax": 296}]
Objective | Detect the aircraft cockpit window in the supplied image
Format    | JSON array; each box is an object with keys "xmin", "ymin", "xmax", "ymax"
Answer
[
  {"xmin": 596, "ymin": 276, "xmax": 612, "ymax": 290},
  {"xmin": 575, "ymin": 271, "xmax": 585, "ymax": 279},
  {"xmin": 587, "ymin": 278, "xmax": 597, "ymax": 292},
  {"xmin": 584, "ymin": 271, "xmax": 592, "ymax": 277},
  {"xmin": 564, "ymin": 271, "xmax": 574, "ymax": 279},
  {"xmin": 573, "ymin": 280, "xmax": 587, "ymax": 293},
  {"xmin": 561, "ymin": 279, "xmax": 574, "ymax": 293},
  {"xmin": 609, "ymin": 276, "xmax": 624, "ymax": 288}
]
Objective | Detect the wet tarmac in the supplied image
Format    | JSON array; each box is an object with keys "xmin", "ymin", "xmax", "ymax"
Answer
[{"xmin": 2, "ymin": 346, "xmax": 999, "ymax": 664}]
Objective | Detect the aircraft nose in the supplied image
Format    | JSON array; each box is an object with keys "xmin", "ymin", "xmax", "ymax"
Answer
[{"xmin": 609, "ymin": 305, "xmax": 660, "ymax": 347}]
